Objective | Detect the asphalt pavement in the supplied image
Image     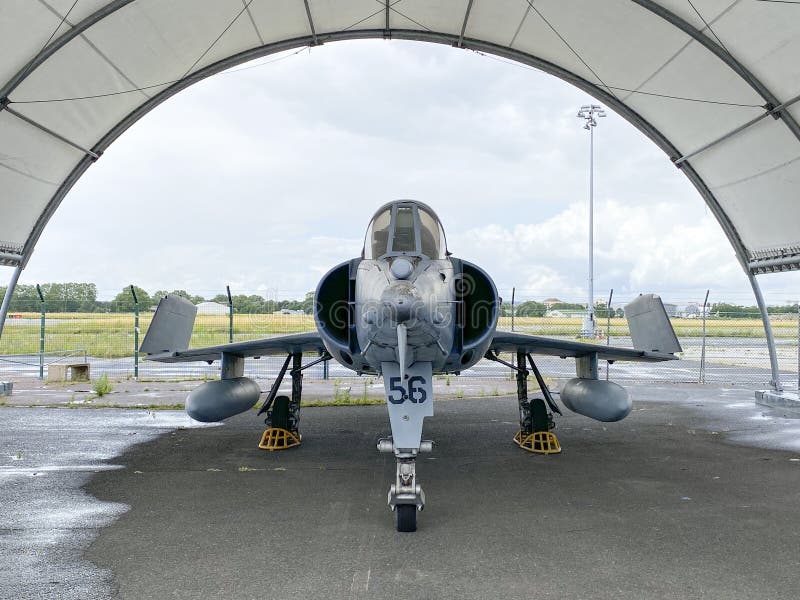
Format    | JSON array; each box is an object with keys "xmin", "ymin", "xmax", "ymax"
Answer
[
  {"xmin": 3, "ymin": 385, "xmax": 800, "ymax": 599},
  {"xmin": 69, "ymin": 385, "xmax": 800, "ymax": 600}
]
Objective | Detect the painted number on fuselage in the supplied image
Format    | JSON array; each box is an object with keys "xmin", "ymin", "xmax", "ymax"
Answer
[{"xmin": 388, "ymin": 376, "xmax": 428, "ymax": 404}]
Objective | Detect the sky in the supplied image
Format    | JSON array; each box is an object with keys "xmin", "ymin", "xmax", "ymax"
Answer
[{"xmin": 6, "ymin": 39, "xmax": 800, "ymax": 306}]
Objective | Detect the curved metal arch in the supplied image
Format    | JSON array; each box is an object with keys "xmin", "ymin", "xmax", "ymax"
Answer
[
  {"xmin": 6, "ymin": 27, "xmax": 784, "ymax": 389},
  {"xmin": 19, "ymin": 29, "xmax": 753, "ymax": 274},
  {"xmin": 1, "ymin": 0, "xmax": 797, "ymax": 145},
  {"xmin": 632, "ymin": 0, "xmax": 800, "ymax": 144},
  {"xmin": 0, "ymin": 0, "xmax": 788, "ymax": 266}
]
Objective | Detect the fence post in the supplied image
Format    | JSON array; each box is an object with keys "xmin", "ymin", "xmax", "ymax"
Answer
[
  {"xmin": 700, "ymin": 289, "xmax": 709, "ymax": 384},
  {"xmin": 606, "ymin": 288, "xmax": 613, "ymax": 381},
  {"xmin": 511, "ymin": 287, "xmax": 516, "ymax": 332},
  {"xmin": 36, "ymin": 284, "xmax": 45, "ymax": 380},
  {"xmin": 226, "ymin": 285, "xmax": 233, "ymax": 343},
  {"xmin": 130, "ymin": 285, "xmax": 139, "ymax": 379}
]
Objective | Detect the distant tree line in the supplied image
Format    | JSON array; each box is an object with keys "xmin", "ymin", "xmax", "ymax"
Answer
[
  {"xmin": 500, "ymin": 300, "xmax": 625, "ymax": 318},
  {"xmin": 0, "ymin": 283, "xmax": 100, "ymax": 312},
  {"xmin": 0, "ymin": 283, "xmax": 316, "ymax": 314},
  {"xmin": 2, "ymin": 283, "xmax": 797, "ymax": 317},
  {"xmin": 711, "ymin": 302, "xmax": 799, "ymax": 318},
  {"xmin": 500, "ymin": 300, "xmax": 799, "ymax": 319}
]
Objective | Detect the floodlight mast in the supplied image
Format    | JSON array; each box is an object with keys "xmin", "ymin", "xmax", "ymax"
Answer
[{"xmin": 577, "ymin": 104, "xmax": 606, "ymax": 337}]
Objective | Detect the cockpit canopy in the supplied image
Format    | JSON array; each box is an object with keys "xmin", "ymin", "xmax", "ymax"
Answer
[{"xmin": 363, "ymin": 201, "xmax": 448, "ymax": 260}]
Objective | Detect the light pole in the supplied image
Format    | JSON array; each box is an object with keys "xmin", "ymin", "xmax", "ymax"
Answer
[{"xmin": 577, "ymin": 104, "xmax": 606, "ymax": 337}]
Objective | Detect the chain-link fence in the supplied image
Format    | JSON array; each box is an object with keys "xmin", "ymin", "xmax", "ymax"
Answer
[{"xmin": 1, "ymin": 307, "xmax": 798, "ymax": 390}]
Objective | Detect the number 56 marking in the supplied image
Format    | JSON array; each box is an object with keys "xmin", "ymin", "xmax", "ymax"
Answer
[{"xmin": 388, "ymin": 376, "xmax": 427, "ymax": 404}]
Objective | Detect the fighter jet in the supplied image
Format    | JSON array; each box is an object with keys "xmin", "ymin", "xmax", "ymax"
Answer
[{"xmin": 142, "ymin": 200, "xmax": 681, "ymax": 532}]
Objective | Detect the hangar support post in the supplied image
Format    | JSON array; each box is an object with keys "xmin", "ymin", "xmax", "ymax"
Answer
[{"xmin": 0, "ymin": 265, "xmax": 22, "ymax": 342}]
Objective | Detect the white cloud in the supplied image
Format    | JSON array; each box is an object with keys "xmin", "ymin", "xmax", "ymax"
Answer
[{"xmin": 450, "ymin": 197, "xmax": 754, "ymax": 304}]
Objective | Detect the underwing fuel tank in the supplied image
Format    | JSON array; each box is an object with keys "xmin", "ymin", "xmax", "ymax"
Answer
[
  {"xmin": 185, "ymin": 377, "xmax": 261, "ymax": 422},
  {"xmin": 559, "ymin": 378, "xmax": 632, "ymax": 422}
]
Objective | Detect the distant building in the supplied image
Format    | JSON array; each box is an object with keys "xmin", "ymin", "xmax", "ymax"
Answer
[
  {"xmin": 677, "ymin": 302, "xmax": 709, "ymax": 318},
  {"xmin": 543, "ymin": 298, "xmax": 562, "ymax": 307},
  {"xmin": 546, "ymin": 309, "xmax": 585, "ymax": 319},
  {"xmin": 196, "ymin": 301, "xmax": 227, "ymax": 315},
  {"xmin": 662, "ymin": 303, "xmax": 678, "ymax": 317},
  {"xmin": 683, "ymin": 303, "xmax": 700, "ymax": 318}
]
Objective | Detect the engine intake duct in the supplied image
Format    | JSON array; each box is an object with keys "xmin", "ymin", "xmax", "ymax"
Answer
[
  {"xmin": 559, "ymin": 378, "xmax": 631, "ymax": 422},
  {"xmin": 186, "ymin": 377, "xmax": 261, "ymax": 422}
]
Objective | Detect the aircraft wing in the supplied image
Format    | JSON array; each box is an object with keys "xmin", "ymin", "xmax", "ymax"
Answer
[
  {"xmin": 144, "ymin": 332, "xmax": 326, "ymax": 363},
  {"xmin": 488, "ymin": 331, "xmax": 677, "ymax": 362},
  {"xmin": 490, "ymin": 294, "xmax": 682, "ymax": 362}
]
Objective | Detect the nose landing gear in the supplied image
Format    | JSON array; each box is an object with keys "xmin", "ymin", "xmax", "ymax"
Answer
[
  {"xmin": 378, "ymin": 440, "xmax": 432, "ymax": 532},
  {"xmin": 380, "ymin": 360, "xmax": 434, "ymax": 532}
]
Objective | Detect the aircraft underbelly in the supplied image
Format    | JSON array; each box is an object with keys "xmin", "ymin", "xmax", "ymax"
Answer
[{"xmin": 382, "ymin": 361, "xmax": 434, "ymax": 450}]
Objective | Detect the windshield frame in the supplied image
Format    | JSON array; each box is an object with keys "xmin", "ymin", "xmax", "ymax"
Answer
[{"xmin": 363, "ymin": 201, "xmax": 448, "ymax": 260}]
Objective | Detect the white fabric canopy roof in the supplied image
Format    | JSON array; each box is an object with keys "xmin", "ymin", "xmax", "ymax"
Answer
[{"xmin": 1, "ymin": 0, "xmax": 799, "ymax": 275}]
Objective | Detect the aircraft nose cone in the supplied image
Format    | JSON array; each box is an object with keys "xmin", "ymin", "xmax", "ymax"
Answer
[{"xmin": 381, "ymin": 284, "xmax": 421, "ymax": 324}]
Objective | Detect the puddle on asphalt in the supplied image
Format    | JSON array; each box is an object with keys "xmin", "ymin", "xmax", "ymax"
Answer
[
  {"xmin": 0, "ymin": 408, "xmax": 213, "ymax": 599},
  {"xmin": 631, "ymin": 385, "xmax": 800, "ymax": 453}
]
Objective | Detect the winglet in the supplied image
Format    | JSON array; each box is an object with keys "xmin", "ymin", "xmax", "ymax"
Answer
[
  {"xmin": 140, "ymin": 295, "xmax": 197, "ymax": 355},
  {"xmin": 624, "ymin": 294, "xmax": 682, "ymax": 354}
]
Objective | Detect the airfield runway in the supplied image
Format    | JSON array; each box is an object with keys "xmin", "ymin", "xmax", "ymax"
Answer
[{"xmin": 3, "ymin": 386, "xmax": 800, "ymax": 599}]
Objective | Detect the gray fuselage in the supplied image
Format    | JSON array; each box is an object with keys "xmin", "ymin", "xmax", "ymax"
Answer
[{"xmin": 314, "ymin": 200, "xmax": 499, "ymax": 377}]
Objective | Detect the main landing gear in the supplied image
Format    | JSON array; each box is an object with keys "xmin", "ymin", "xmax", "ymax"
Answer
[
  {"xmin": 257, "ymin": 352, "xmax": 330, "ymax": 451},
  {"xmin": 487, "ymin": 350, "xmax": 562, "ymax": 454}
]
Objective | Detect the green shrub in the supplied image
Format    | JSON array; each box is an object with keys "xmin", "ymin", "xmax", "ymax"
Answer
[{"xmin": 93, "ymin": 373, "xmax": 113, "ymax": 397}]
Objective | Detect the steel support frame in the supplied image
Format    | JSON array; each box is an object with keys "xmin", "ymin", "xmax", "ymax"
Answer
[
  {"xmin": 674, "ymin": 93, "xmax": 800, "ymax": 166},
  {"xmin": 0, "ymin": 265, "xmax": 22, "ymax": 341},
  {"xmin": 0, "ymin": 252, "xmax": 24, "ymax": 266},
  {"xmin": 302, "ymin": 0, "xmax": 318, "ymax": 46},
  {"xmin": 632, "ymin": 0, "xmax": 800, "ymax": 143},
  {"xmin": 4, "ymin": 105, "xmax": 100, "ymax": 159},
  {"xmin": 457, "ymin": 0, "xmax": 474, "ymax": 48},
  {"xmin": 749, "ymin": 254, "xmax": 800, "ymax": 274},
  {"xmin": 12, "ymin": 30, "xmax": 751, "ymax": 268},
  {"xmin": 0, "ymin": 0, "xmax": 137, "ymax": 102},
  {"xmin": 749, "ymin": 271, "xmax": 783, "ymax": 392},
  {"xmin": 0, "ymin": 6, "xmax": 792, "ymax": 387}
]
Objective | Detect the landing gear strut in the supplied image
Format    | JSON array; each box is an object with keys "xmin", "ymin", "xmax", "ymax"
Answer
[
  {"xmin": 486, "ymin": 350, "xmax": 562, "ymax": 454},
  {"xmin": 378, "ymin": 439, "xmax": 432, "ymax": 532},
  {"xmin": 257, "ymin": 352, "xmax": 330, "ymax": 451}
]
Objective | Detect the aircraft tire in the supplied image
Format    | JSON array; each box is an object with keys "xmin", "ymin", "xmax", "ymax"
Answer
[{"xmin": 396, "ymin": 505, "xmax": 417, "ymax": 532}]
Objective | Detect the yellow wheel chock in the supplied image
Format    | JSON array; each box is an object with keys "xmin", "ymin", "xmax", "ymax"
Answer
[
  {"xmin": 513, "ymin": 430, "xmax": 561, "ymax": 454},
  {"xmin": 258, "ymin": 427, "xmax": 301, "ymax": 451}
]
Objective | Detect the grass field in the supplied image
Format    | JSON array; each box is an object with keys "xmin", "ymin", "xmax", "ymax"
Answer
[
  {"xmin": 0, "ymin": 312, "xmax": 315, "ymax": 358},
  {"xmin": 0, "ymin": 312, "xmax": 796, "ymax": 359},
  {"xmin": 498, "ymin": 316, "xmax": 799, "ymax": 339}
]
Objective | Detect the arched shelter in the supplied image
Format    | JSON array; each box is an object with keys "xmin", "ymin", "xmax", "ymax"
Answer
[{"xmin": 1, "ymin": 1, "xmax": 798, "ymax": 390}]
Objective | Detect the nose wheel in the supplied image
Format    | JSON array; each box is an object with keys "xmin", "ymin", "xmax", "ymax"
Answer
[
  {"xmin": 396, "ymin": 504, "xmax": 417, "ymax": 532},
  {"xmin": 389, "ymin": 454, "xmax": 425, "ymax": 533}
]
